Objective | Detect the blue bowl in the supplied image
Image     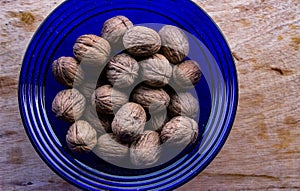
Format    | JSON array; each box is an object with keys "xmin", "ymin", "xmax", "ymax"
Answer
[{"xmin": 18, "ymin": 0, "xmax": 238, "ymax": 190}]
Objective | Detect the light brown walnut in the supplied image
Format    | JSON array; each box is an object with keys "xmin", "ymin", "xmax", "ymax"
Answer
[
  {"xmin": 131, "ymin": 85, "xmax": 170, "ymax": 114},
  {"xmin": 130, "ymin": 130, "xmax": 161, "ymax": 167},
  {"xmin": 160, "ymin": 116, "xmax": 198, "ymax": 147},
  {"xmin": 168, "ymin": 92, "xmax": 199, "ymax": 119},
  {"xmin": 52, "ymin": 89, "xmax": 86, "ymax": 122},
  {"xmin": 106, "ymin": 53, "xmax": 139, "ymax": 88},
  {"xmin": 159, "ymin": 25, "xmax": 189, "ymax": 64},
  {"xmin": 140, "ymin": 54, "xmax": 173, "ymax": 87},
  {"xmin": 172, "ymin": 60, "xmax": 202, "ymax": 90},
  {"xmin": 101, "ymin": 15, "xmax": 133, "ymax": 46},
  {"xmin": 52, "ymin": 56, "xmax": 84, "ymax": 87},
  {"xmin": 92, "ymin": 85, "xmax": 129, "ymax": 115},
  {"xmin": 112, "ymin": 102, "xmax": 146, "ymax": 143},
  {"xmin": 123, "ymin": 26, "xmax": 161, "ymax": 57},
  {"xmin": 66, "ymin": 120, "xmax": 97, "ymax": 153},
  {"xmin": 73, "ymin": 34, "xmax": 111, "ymax": 67}
]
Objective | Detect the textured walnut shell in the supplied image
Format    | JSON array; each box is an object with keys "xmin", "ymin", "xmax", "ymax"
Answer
[
  {"xmin": 101, "ymin": 16, "xmax": 133, "ymax": 46},
  {"xmin": 106, "ymin": 53, "xmax": 139, "ymax": 88},
  {"xmin": 52, "ymin": 57, "xmax": 84, "ymax": 87},
  {"xmin": 93, "ymin": 133, "xmax": 129, "ymax": 164},
  {"xmin": 112, "ymin": 102, "xmax": 146, "ymax": 143},
  {"xmin": 83, "ymin": 106, "xmax": 112, "ymax": 134},
  {"xmin": 52, "ymin": 89, "xmax": 86, "ymax": 122},
  {"xmin": 172, "ymin": 60, "xmax": 202, "ymax": 90},
  {"xmin": 123, "ymin": 26, "xmax": 161, "ymax": 57},
  {"xmin": 73, "ymin": 34, "xmax": 111, "ymax": 67},
  {"xmin": 160, "ymin": 116, "xmax": 198, "ymax": 147},
  {"xmin": 66, "ymin": 120, "xmax": 97, "ymax": 153},
  {"xmin": 130, "ymin": 130, "xmax": 161, "ymax": 167},
  {"xmin": 140, "ymin": 54, "xmax": 173, "ymax": 87},
  {"xmin": 146, "ymin": 110, "xmax": 168, "ymax": 132},
  {"xmin": 92, "ymin": 85, "xmax": 129, "ymax": 115},
  {"xmin": 159, "ymin": 25, "xmax": 189, "ymax": 64},
  {"xmin": 78, "ymin": 81, "xmax": 97, "ymax": 103},
  {"xmin": 168, "ymin": 92, "xmax": 199, "ymax": 118},
  {"xmin": 131, "ymin": 85, "xmax": 170, "ymax": 114}
]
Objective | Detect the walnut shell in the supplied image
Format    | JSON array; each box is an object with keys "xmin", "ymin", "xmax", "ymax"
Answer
[
  {"xmin": 159, "ymin": 25, "xmax": 189, "ymax": 64},
  {"xmin": 106, "ymin": 53, "xmax": 139, "ymax": 88},
  {"xmin": 101, "ymin": 16, "xmax": 133, "ymax": 46},
  {"xmin": 140, "ymin": 54, "xmax": 173, "ymax": 87},
  {"xmin": 83, "ymin": 106, "xmax": 112, "ymax": 134},
  {"xmin": 112, "ymin": 102, "xmax": 146, "ymax": 143},
  {"xmin": 160, "ymin": 116, "xmax": 198, "ymax": 147},
  {"xmin": 131, "ymin": 85, "xmax": 170, "ymax": 114},
  {"xmin": 172, "ymin": 60, "xmax": 202, "ymax": 90},
  {"xmin": 130, "ymin": 130, "xmax": 161, "ymax": 167},
  {"xmin": 123, "ymin": 26, "xmax": 161, "ymax": 57},
  {"xmin": 52, "ymin": 89, "xmax": 86, "ymax": 122},
  {"xmin": 66, "ymin": 120, "xmax": 97, "ymax": 153},
  {"xmin": 92, "ymin": 85, "xmax": 129, "ymax": 115},
  {"xmin": 73, "ymin": 34, "xmax": 111, "ymax": 67},
  {"xmin": 168, "ymin": 92, "xmax": 199, "ymax": 118},
  {"xmin": 52, "ymin": 57, "xmax": 84, "ymax": 87},
  {"xmin": 93, "ymin": 133, "xmax": 129, "ymax": 164},
  {"xmin": 78, "ymin": 81, "xmax": 97, "ymax": 103}
]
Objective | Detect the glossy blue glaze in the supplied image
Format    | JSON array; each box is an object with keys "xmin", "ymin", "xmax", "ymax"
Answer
[{"xmin": 18, "ymin": 0, "xmax": 238, "ymax": 190}]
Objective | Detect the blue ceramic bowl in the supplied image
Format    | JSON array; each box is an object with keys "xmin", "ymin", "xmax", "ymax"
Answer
[{"xmin": 18, "ymin": 0, "xmax": 238, "ymax": 190}]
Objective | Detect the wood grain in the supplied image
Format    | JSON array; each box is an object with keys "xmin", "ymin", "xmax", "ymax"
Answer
[{"xmin": 0, "ymin": 0, "xmax": 299, "ymax": 190}]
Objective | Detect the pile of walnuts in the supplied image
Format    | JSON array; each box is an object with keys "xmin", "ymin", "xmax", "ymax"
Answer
[{"xmin": 51, "ymin": 16, "xmax": 202, "ymax": 168}]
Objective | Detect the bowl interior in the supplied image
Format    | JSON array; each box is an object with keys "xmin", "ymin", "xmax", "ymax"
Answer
[{"xmin": 19, "ymin": 0, "xmax": 237, "ymax": 190}]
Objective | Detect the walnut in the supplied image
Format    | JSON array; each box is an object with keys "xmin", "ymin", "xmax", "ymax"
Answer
[
  {"xmin": 172, "ymin": 60, "xmax": 202, "ymax": 90},
  {"xmin": 73, "ymin": 34, "xmax": 111, "ymax": 68},
  {"xmin": 101, "ymin": 16, "xmax": 133, "ymax": 46},
  {"xmin": 92, "ymin": 85, "xmax": 129, "ymax": 115},
  {"xmin": 93, "ymin": 133, "xmax": 129, "ymax": 164},
  {"xmin": 146, "ymin": 110, "xmax": 168, "ymax": 132},
  {"xmin": 159, "ymin": 25, "xmax": 189, "ymax": 64},
  {"xmin": 160, "ymin": 116, "xmax": 198, "ymax": 147},
  {"xmin": 131, "ymin": 85, "xmax": 170, "ymax": 114},
  {"xmin": 130, "ymin": 130, "xmax": 161, "ymax": 167},
  {"xmin": 66, "ymin": 120, "xmax": 97, "ymax": 153},
  {"xmin": 123, "ymin": 26, "xmax": 161, "ymax": 57},
  {"xmin": 52, "ymin": 89, "xmax": 86, "ymax": 122},
  {"xmin": 140, "ymin": 54, "xmax": 172, "ymax": 87},
  {"xmin": 83, "ymin": 106, "xmax": 112, "ymax": 134},
  {"xmin": 52, "ymin": 57, "xmax": 84, "ymax": 87},
  {"xmin": 168, "ymin": 92, "xmax": 199, "ymax": 119},
  {"xmin": 112, "ymin": 102, "xmax": 146, "ymax": 143},
  {"xmin": 78, "ymin": 81, "xmax": 97, "ymax": 103},
  {"xmin": 106, "ymin": 53, "xmax": 139, "ymax": 88}
]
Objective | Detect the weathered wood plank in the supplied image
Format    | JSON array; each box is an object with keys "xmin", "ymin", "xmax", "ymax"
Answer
[{"xmin": 0, "ymin": 0, "xmax": 299, "ymax": 190}]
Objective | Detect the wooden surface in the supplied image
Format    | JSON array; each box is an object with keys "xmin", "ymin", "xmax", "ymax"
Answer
[{"xmin": 0, "ymin": 0, "xmax": 299, "ymax": 190}]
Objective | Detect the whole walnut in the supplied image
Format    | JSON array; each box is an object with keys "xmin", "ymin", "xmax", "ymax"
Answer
[
  {"xmin": 66, "ymin": 120, "xmax": 97, "ymax": 153},
  {"xmin": 172, "ymin": 60, "xmax": 202, "ymax": 90},
  {"xmin": 140, "ymin": 54, "xmax": 173, "ymax": 87},
  {"xmin": 112, "ymin": 102, "xmax": 146, "ymax": 143},
  {"xmin": 146, "ymin": 109, "xmax": 168, "ymax": 132},
  {"xmin": 168, "ymin": 92, "xmax": 199, "ymax": 119},
  {"xmin": 159, "ymin": 25, "xmax": 189, "ymax": 64},
  {"xmin": 52, "ymin": 56, "xmax": 84, "ymax": 87},
  {"xmin": 93, "ymin": 133, "xmax": 129, "ymax": 165},
  {"xmin": 131, "ymin": 85, "xmax": 170, "ymax": 114},
  {"xmin": 130, "ymin": 130, "xmax": 161, "ymax": 167},
  {"xmin": 83, "ymin": 106, "xmax": 112, "ymax": 134},
  {"xmin": 106, "ymin": 53, "xmax": 139, "ymax": 88},
  {"xmin": 73, "ymin": 34, "xmax": 111, "ymax": 68},
  {"xmin": 123, "ymin": 26, "xmax": 161, "ymax": 57},
  {"xmin": 160, "ymin": 116, "xmax": 198, "ymax": 147},
  {"xmin": 52, "ymin": 89, "xmax": 86, "ymax": 122},
  {"xmin": 101, "ymin": 16, "xmax": 133, "ymax": 46},
  {"xmin": 92, "ymin": 85, "xmax": 129, "ymax": 115}
]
